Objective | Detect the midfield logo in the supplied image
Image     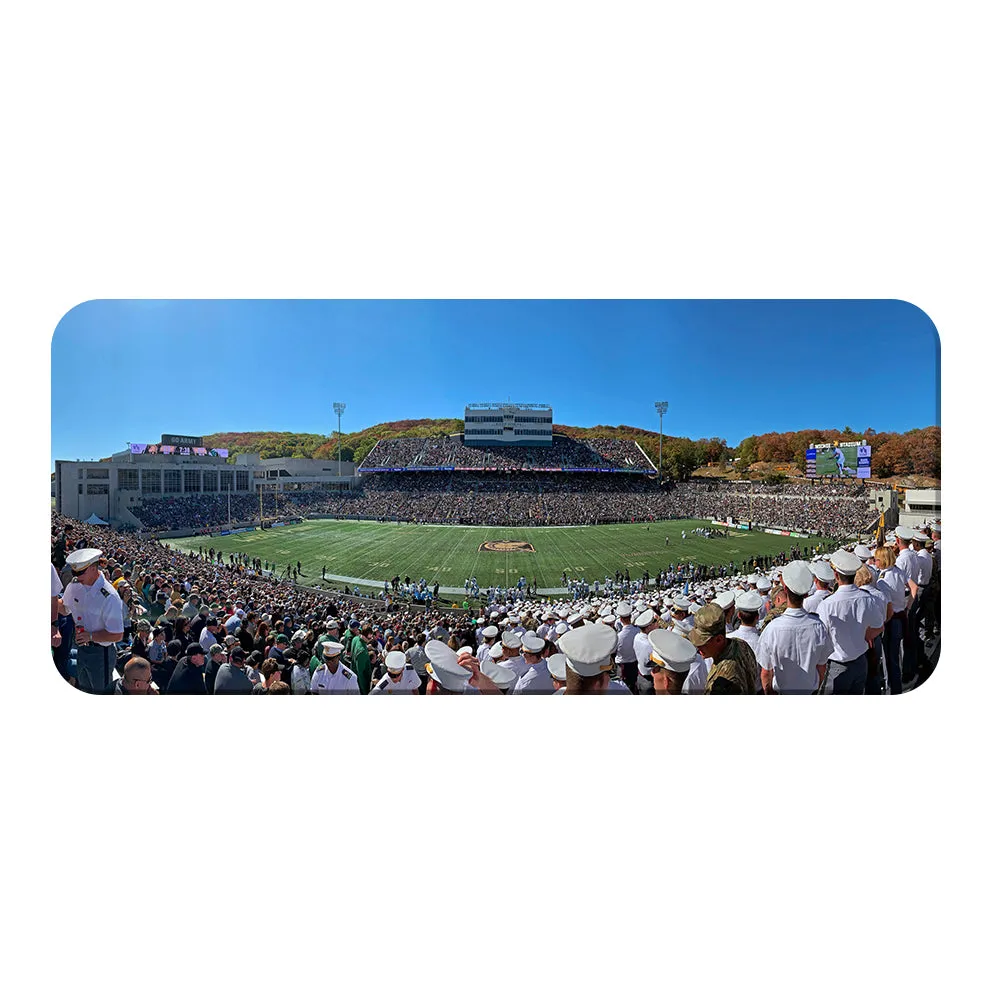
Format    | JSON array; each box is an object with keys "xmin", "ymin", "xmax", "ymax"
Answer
[{"xmin": 479, "ymin": 540, "xmax": 536, "ymax": 553}]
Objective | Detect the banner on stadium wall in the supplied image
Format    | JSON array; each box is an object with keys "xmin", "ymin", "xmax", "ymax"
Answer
[{"xmin": 129, "ymin": 442, "xmax": 229, "ymax": 457}]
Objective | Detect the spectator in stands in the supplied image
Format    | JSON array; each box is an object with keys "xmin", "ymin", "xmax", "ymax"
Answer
[{"xmin": 166, "ymin": 643, "xmax": 209, "ymax": 695}]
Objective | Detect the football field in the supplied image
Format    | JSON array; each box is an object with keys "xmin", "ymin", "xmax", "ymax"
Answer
[{"xmin": 168, "ymin": 519, "xmax": 832, "ymax": 593}]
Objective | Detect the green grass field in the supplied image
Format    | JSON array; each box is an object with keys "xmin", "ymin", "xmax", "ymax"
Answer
[{"xmin": 168, "ymin": 519, "xmax": 832, "ymax": 592}]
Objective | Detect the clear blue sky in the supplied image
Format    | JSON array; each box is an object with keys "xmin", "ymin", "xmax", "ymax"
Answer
[{"xmin": 51, "ymin": 300, "xmax": 939, "ymax": 464}]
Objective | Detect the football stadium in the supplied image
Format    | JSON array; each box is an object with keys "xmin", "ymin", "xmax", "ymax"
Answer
[{"xmin": 51, "ymin": 395, "xmax": 940, "ymax": 696}]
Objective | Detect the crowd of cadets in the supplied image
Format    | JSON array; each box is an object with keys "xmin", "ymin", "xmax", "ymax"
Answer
[{"xmin": 51, "ymin": 510, "xmax": 939, "ymax": 696}]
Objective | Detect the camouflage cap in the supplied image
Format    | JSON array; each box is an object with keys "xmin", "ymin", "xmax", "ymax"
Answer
[{"xmin": 687, "ymin": 603, "xmax": 728, "ymax": 647}]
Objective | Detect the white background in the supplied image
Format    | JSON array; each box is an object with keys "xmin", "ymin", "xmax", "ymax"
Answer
[{"xmin": 4, "ymin": 2, "xmax": 992, "ymax": 998}]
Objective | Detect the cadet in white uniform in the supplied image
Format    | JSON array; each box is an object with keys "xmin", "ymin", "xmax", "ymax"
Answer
[
  {"xmin": 476, "ymin": 625, "xmax": 499, "ymax": 664},
  {"xmin": 63, "ymin": 548, "xmax": 124, "ymax": 693},
  {"xmin": 370, "ymin": 650, "xmax": 420, "ymax": 694},
  {"xmin": 817, "ymin": 551, "xmax": 883, "ymax": 695},
  {"xmin": 557, "ymin": 622, "xmax": 624, "ymax": 695},
  {"xmin": 631, "ymin": 608, "xmax": 659, "ymax": 695},
  {"xmin": 511, "ymin": 634, "xmax": 553, "ymax": 694},
  {"xmin": 646, "ymin": 628, "xmax": 697, "ymax": 694},
  {"xmin": 803, "ymin": 561, "xmax": 835, "ymax": 613},
  {"xmin": 310, "ymin": 642, "xmax": 361, "ymax": 694},
  {"xmin": 756, "ymin": 562, "xmax": 833, "ymax": 695}
]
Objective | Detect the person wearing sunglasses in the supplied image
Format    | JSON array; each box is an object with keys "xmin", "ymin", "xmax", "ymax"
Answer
[{"xmin": 107, "ymin": 657, "xmax": 159, "ymax": 695}]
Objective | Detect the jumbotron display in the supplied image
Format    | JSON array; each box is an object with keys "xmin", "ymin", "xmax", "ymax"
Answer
[{"xmin": 805, "ymin": 441, "xmax": 870, "ymax": 479}]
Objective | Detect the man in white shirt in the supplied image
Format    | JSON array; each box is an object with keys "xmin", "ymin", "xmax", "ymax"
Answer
[
  {"xmin": 63, "ymin": 548, "xmax": 124, "ymax": 693},
  {"xmin": 893, "ymin": 528, "xmax": 921, "ymax": 679},
  {"xmin": 511, "ymin": 634, "xmax": 553, "ymax": 694},
  {"xmin": 310, "ymin": 642, "xmax": 361, "ymax": 694},
  {"xmin": 817, "ymin": 551, "xmax": 883, "ymax": 694},
  {"xmin": 757, "ymin": 562, "xmax": 833, "ymax": 695},
  {"xmin": 803, "ymin": 561, "xmax": 835, "ymax": 613},
  {"xmin": 631, "ymin": 608, "xmax": 659, "ymax": 695},
  {"xmin": 370, "ymin": 650, "xmax": 420, "ymax": 694}
]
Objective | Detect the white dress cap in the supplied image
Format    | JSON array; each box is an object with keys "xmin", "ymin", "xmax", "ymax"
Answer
[
  {"xmin": 457, "ymin": 646, "xmax": 473, "ymax": 657},
  {"xmin": 554, "ymin": 622, "xmax": 570, "ymax": 635},
  {"xmin": 601, "ymin": 614, "xmax": 617, "ymax": 625},
  {"xmin": 557, "ymin": 623, "xmax": 618, "ymax": 677},
  {"xmin": 522, "ymin": 634, "xmax": 545, "ymax": 653},
  {"xmin": 322, "ymin": 642, "xmax": 345, "ymax": 657},
  {"xmin": 66, "ymin": 548, "xmax": 103, "ymax": 572},
  {"xmin": 780, "ymin": 561, "xmax": 814, "ymax": 596},
  {"xmin": 854, "ymin": 545, "xmax": 872, "ymax": 559},
  {"xmin": 489, "ymin": 641, "xmax": 504, "ymax": 659},
  {"xmin": 811, "ymin": 561, "xmax": 836, "ymax": 583},
  {"xmin": 735, "ymin": 591, "xmax": 765, "ymax": 612},
  {"xmin": 482, "ymin": 625, "xmax": 499, "ymax": 639},
  {"xmin": 482, "ymin": 659, "xmax": 516, "ymax": 689},
  {"xmin": 647, "ymin": 629, "xmax": 697, "ymax": 672},
  {"xmin": 425, "ymin": 639, "xmax": 473, "ymax": 693},
  {"xmin": 384, "ymin": 650, "xmax": 407, "ymax": 673},
  {"xmin": 501, "ymin": 631, "xmax": 522, "ymax": 649},
  {"xmin": 672, "ymin": 598, "xmax": 691, "ymax": 612},
  {"xmin": 546, "ymin": 652, "xmax": 568, "ymax": 681},
  {"xmin": 615, "ymin": 601, "xmax": 633, "ymax": 617},
  {"xmin": 756, "ymin": 576, "xmax": 771, "ymax": 591},
  {"xmin": 566, "ymin": 612, "xmax": 584, "ymax": 626},
  {"xmin": 634, "ymin": 608, "xmax": 656, "ymax": 628},
  {"xmin": 712, "ymin": 591, "xmax": 736, "ymax": 611},
  {"xmin": 895, "ymin": 527, "xmax": 914, "ymax": 540},
  {"xmin": 830, "ymin": 549, "xmax": 863, "ymax": 575}
]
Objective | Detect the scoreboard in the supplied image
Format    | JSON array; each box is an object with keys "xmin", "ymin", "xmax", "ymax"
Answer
[{"xmin": 806, "ymin": 440, "xmax": 871, "ymax": 479}]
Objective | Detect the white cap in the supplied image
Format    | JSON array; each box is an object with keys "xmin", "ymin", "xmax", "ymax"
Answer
[
  {"xmin": 672, "ymin": 598, "xmax": 690, "ymax": 612},
  {"xmin": 425, "ymin": 639, "xmax": 472, "ymax": 693},
  {"xmin": 647, "ymin": 629, "xmax": 697, "ymax": 673},
  {"xmin": 482, "ymin": 625, "xmax": 499, "ymax": 639},
  {"xmin": 522, "ymin": 634, "xmax": 545, "ymax": 654},
  {"xmin": 557, "ymin": 623, "xmax": 618, "ymax": 678},
  {"xmin": 712, "ymin": 591, "xmax": 736, "ymax": 611},
  {"xmin": 896, "ymin": 527, "xmax": 914, "ymax": 540},
  {"xmin": 566, "ymin": 612, "xmax": 584, "ymax": 626},
  {"xmin": 811, "ymin": 561, "xmax": 836, "ymax": 583},
  {"xmin": 482, "ymin": 658, "xmax": 516, "ymax": 688},
  {"xmin": 781, "ymin": 561, "xmax": 814, "ymax": 596},
  {"xmin": 384, "ymin": 650, "xmax": 407, "ymax": 674},
  {"xmin": 756, "ymin": 576, "xmax": 770, "ymax": 592},
  {"xmin": 546, "ymin": 652, "xmax": 568, "ymax": 682},
  {"xmin": 854, "ymin": 545, "xmax": 872, "ymax": 559},
  {"xmin": 322, "ymin": 641, "xmax": 345, "ymax": 658},
  {"xmin": 634, "ymin": 608, "xmax": 656, "ymax": 628},
  {"xmin": 615, "ymin": 601, "xmax": 633, "ymax": 617},
  {"xmin": 489, "ymin": 641, "xmax": 504, "ymax": 660},
  {"xmin": 912, "ymin": 532, "xmax": 928, "ymax": 542},
  {"xmin": 830, "ymin": 549, "xmax": 863, "ymax": 575},
  {"xmin": 735, "ymin": 591, "xmax": 765, "ymax": 612},
  {"xmin": 457, "ymin": 646, "xmax": 473, "ymax": 657},
  {"xmin": 501, "ymin": 631, "xmax": 522, "ymax": 650},
  {"xmin": 601, "ymin": 613, "xmax": 617, "ymax": 625},
  {"xmin": 554, "ymin": 622, "xmax": 570, "ymax": 635},
  {"xmin": 66, "ymin": 548, "xmax": 102, "ymax": 572}
]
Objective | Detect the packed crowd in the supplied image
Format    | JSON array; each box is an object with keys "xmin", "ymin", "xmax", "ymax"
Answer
[
  {"xmin": 132, "ymin": 473, "xmax": 878, "ymax": 535},
  {"xmin": 359, "ymin": 436, "xmax": 653, "ymax": 471},
  {"xmin": 50, "ymin": 510, "xmax": 940, "ymax": 696}
]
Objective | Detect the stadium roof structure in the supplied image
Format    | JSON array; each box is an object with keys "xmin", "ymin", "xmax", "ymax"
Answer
[{"xmin": 465, "ymin": 402, "xmax": 551, "ymax": 410}]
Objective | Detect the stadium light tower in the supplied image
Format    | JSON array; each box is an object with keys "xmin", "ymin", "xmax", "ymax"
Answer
[
  {"xmin": 654, "ymin": 401, "xmax": 669, "ymax": 484},
  {"xmin": 332, "ymin": 402, "xmax": 346, "ymax": 474}
]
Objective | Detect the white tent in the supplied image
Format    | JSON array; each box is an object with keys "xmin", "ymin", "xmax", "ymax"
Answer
[{"xmin": 84, "ymin": 512, "xmax": 108, "ymax": 525}]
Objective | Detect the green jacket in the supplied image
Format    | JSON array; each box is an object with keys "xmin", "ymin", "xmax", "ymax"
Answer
[{"xmin": 351, "ymin": 635, "xmax": 372, "ymax": 695}]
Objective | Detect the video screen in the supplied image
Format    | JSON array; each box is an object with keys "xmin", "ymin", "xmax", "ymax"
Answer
[{"xmin": 806, "ymin": 443, "xmax": 871, "ymax": 479}]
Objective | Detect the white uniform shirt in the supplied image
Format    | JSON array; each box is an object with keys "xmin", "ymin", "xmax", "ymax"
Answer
[
  {"xmin": 503, "ymin": 654, "xmax": 529, "ymax": 680},
  {"xmin": 63, "ymin": 571, "xmax": 124, "ymax": 646},
  {"xmin": 682, "ymin": 653, "xmax": 710, "ymax": 694},
  {"xmin": 756, "ymin": 608, "xmax": 833, "ymax": 694},
  {"xmin": 310, "ymin": 662, "xmax": 361, "ymax": 693},
  {"xmin": 726, "ymin": 624, "xmax": 760, "ymax": 655},
  {"xmin": 895, "ymin": 548, "xmax": 920, "ymax": 587},
  {"xmin": 51, "ymin": 564, "xmax": 63, "ymax": 599},
  {"xmin": 511, "ymin": 661, "xmax": 554, "ymax": 694},
  {"xmin": 861, "ymin": 583, "xmax": 888, "ymax": 625},
  {"xmin": 817, "ymin": 585, "xmax": 883, "ymax": 662},
  {"xmin": 615, "ymin": 623, "xmax": 640, "ymax": 664},
  {"xmin": 802, "ymin": 588, "xmax": 832, "ymax": 614},
  {"xmin": 914, "ymin": 549, "xmax": 933, "ymax": 586},
  {"xmin": 633, "ymin": 631, "xmax": 654, "ymax": 677},
  {"xmin": 476, "ymin": 642, "xmax": 493, "ymax": 665},
  {"xmin": 879, "ymin": 564, "xmax": 908, "ymax": 612},
  {"xmin": 370, "ymin": 668, "xmax": 421, "ymax": 694}
]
